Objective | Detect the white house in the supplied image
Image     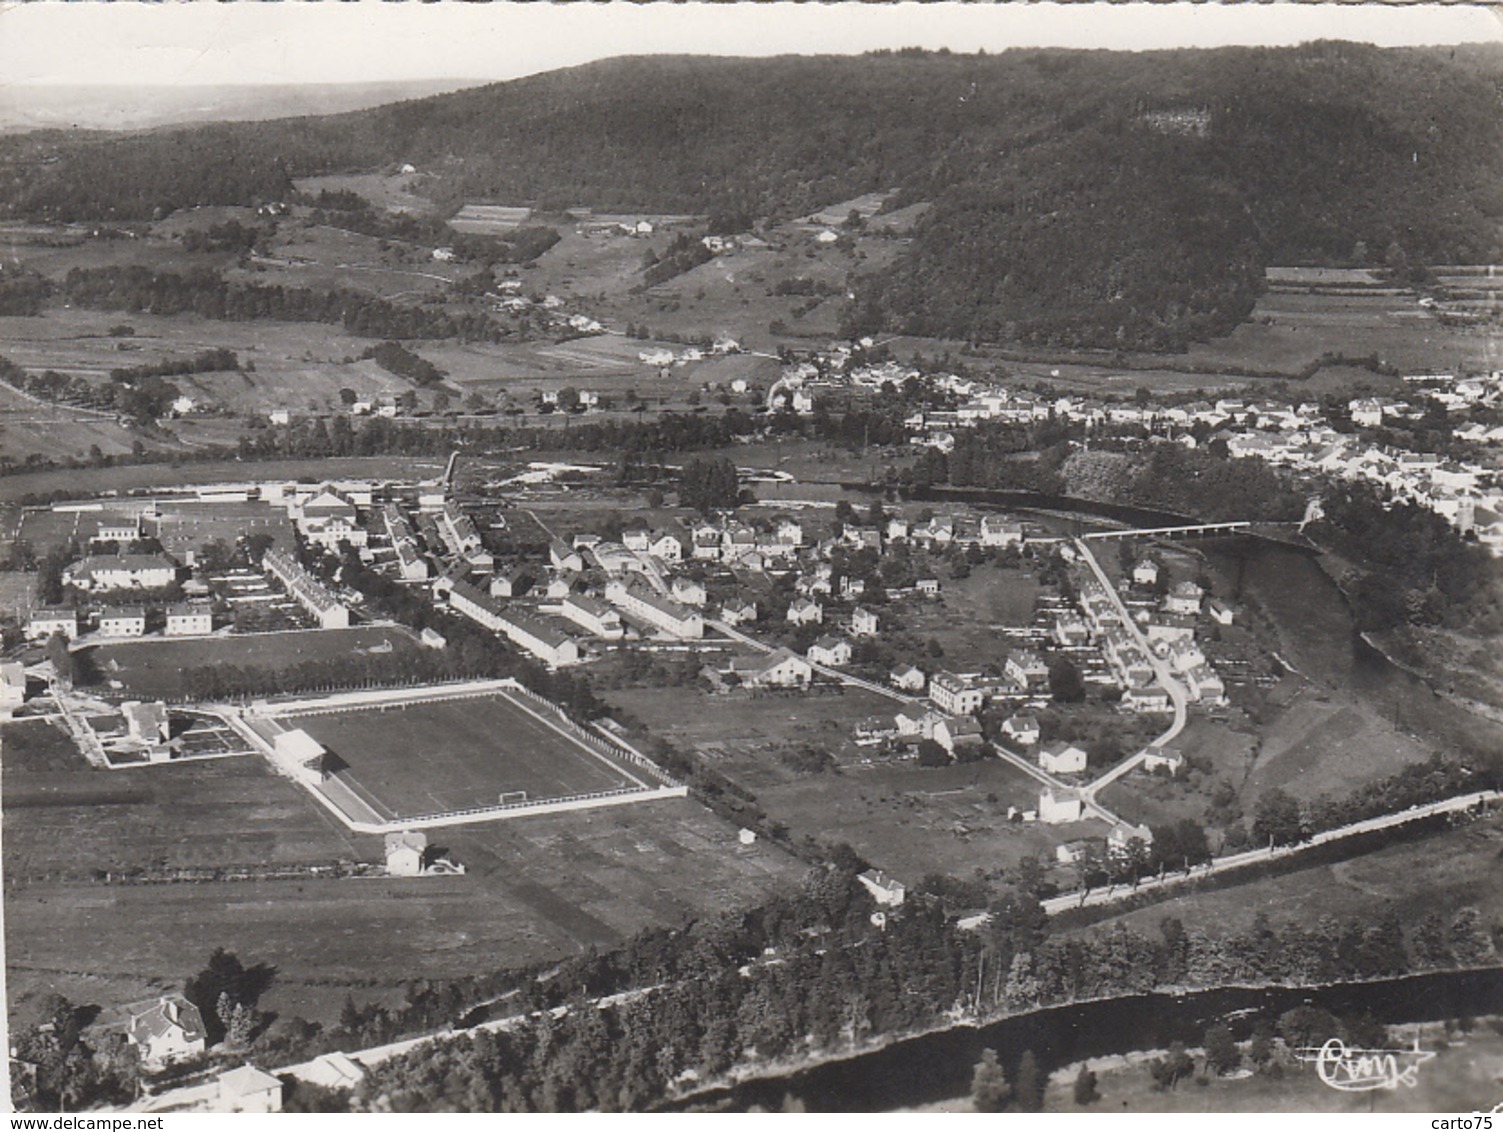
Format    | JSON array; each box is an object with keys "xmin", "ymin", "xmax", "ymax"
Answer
[
  {"xmin": 1005, "ymin": 649, "xmax": 1049, "ymax": 690},
  {"xmin": 889, "ymin": 664, "xmax": 925, "ymax": 692},
  {"xmin": 929, "ymin": 671, "xmax": 984, "ymax": 715},
  {"xmin": 807, "ymin": 635, "xmax": 852, "ymax": 667},
  {"xmin": 1038, "ymin": 787, "xmax": 1084, "ymax": 824},
  {"xmin": 1164, "ymin": 580, "xmax": 1205, "ymax": 616},
  {"xmin": 729, "ymin": 647, "xmax": 813, "ymax": 689},
  {"xmin": 26, "ymin": 608, "xmax": 78, "ymax": 640},
  {"xmin": 670, "ymin": 576, "xmax": 707, "ymax": 607},
  {"xmin": 980, "ymin": 516, "xmax": 1024, "ymax": 548},
  {"xmin": 933, "ymin": 714, "xmax": 984, "ymax": 755},
  {"xmin": 1141, "ymin": 746, "xmax": 1184, "ymax": 773},
  {"xmin": 1206, "ymin": 598, "xmax": 1236, "ymax": 626},
  {"xmin": 1132, "ymin": 559, "xmax": 1160, "ymax": 587},
  {"xmin": 851, "ymin": 607, "xmax": 880, "ymax": 637},
  {"xmin": 165, "ymin": 602, "xmax": 213, "ymax": 636},
  {"xmin": 217, "ymin": 1065, "xmax": 284, "ymax": 1114},
  {"xmin": 787, "ymin": 597, "xmax": 824, "ymax": 625},
  {"xmin": 63, "ymin": 554, "xmax": 176, "ymax": 592},
  {"xmin": 1001, "ymin": 713, "xmax": 1040, "ymax": 746},
  {"xmin": 1038, "ymin": 741, "xmax": 1088, "ymax": 776},
  {"xmin": 125, "ymin": 995, "xmax": 207, "ymax": 1068},
  {"xmin": 605, "ymin": 578, "xmax": 703, "ymax": 639},
  {"xmin": 385, "ymin": 831, "xmax": 428, "ymax": 877},
  {"xmin": 720, "ymin": 598, "xmax": 758, "ymax": 626},
  {"xmin": 857, "ymin": 869, "xmax": 906, "ymax": 907},
  {"xmin": 648, "ymin": 530, "xmax": 684, "ymax": 562},
  {"xmin": 99, "ymin": 605, "xmax": 147, "ymax": 637}
]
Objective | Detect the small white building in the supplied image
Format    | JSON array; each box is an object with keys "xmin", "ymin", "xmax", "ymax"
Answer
[
  {"xmin": 1038, "ymin": 786, "xmax": 1084, "ymax": 824},
  {"xmin": 1132, "ymin": 559, "xmax": 1160, "ymax": 587},
  {"xmin": 0, "ymin": 662, "xmax": 27, "ymax": 720},
  {"xmin": 1038, "ymin": 741, "xmax": 1088, "ymax": 776},
  {"xmin": 217, "ymin": 1065, "xmax": 284, "ymax": 1114},
  {"xmin": 385, "ymin": 831, "xmax": 428, "ymax": 878},
  {"xmin": 1164, "ymin": 580, "xmax": 1205, "ymax": 616},
  {"xmin": 857, "ymin": 869, "xmax": 906, "ymax": 907},
  {"xmin": 933, "ymin": 714, "xmax": 984, "ymax": 755},
  {"xmin": 1141, "ymin": 746, "xmax": 1184, "ymax": 774},
  {"xmin": 851, "ymin": 607, "xmax": 880, "ymax": 637},
  {"xmin": 787, "ymin": 597, "xmax": 824, "ymax": 625},
  {"xmin": 807, "ymin": 635, "xmax": 852, "ymax": 667},
  {"xmin": 889, "ymin": 664, "xmax": 925, "ymax": 692},
  {"xmin": 1001, "ymin": 713, "xmax": 1040, "ymax": 746}
]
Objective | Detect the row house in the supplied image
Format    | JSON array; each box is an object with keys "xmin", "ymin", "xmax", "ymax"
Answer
[
  {"xmin": 605, "ymin": 578, "xmax": 704, "ymax": 639},
  {"xmin": 27, "ymin": 608, "xmax": 78, "ymax": 640},
  {"xmin": 165, "ymin": 602, "xmax": 213, "ymax": 636},
  {"xmin": 263, "ymin": 549, "xmax": 350, "ymax": 629},
  {"xmin": 559, "ymin": 593, "xmax": 624, "ymax": 640},
  {"xmin": 99, "ymin": 605, "xmax": 147, "ymax": 637},
  {"xmin": 63, "ymin": 554, "xmax": 177, "ymax": 592}
]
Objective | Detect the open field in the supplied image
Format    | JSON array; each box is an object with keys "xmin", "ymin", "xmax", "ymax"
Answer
[
  {"xmin": 0, "ymin": 455, "xmax": 451, "ymax": 504},
  {"xmin": 283, "ymin": 690, "xmax": 645, "ymax": 818},
  {"xmin": 606, "ymin": 684, "xmax": 904, "ymax": 788},
  {"xmin": 148, "ymin": 499, "xmax": 294, "ymax": 560},
  {"xmin": 1098, "ymin": 716, "xmax": 1260, "ymax": 832},
  {"xmin": 87, "ymin": 626, "xmax": 424, "ymax": 698},
  {"xmin": 1083, "ymin": 812, "xmax": 1503, "ymax": 941},
  {"xmin": 901, "ymin": 561, "xmax": 1046, "ymax": 658},
  {"xmin": 293, "ymin": 173, "xmax": 441, "ymax": 215},
  {"xmin": 4, "ymin": 720, "xmax": 804, "ymax": 1029},
  {"xmin": 756, "ymin": 757, "xmax": 1101, "ymax": 881}
]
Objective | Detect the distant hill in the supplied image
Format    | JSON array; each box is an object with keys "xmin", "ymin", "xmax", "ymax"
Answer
[
  {"xmin": 0, "ymin": 80, "xmax": 491, "ymax": 134},
  {"xmin": 3, "ymin": 43, "xmax": 1500, "ymax": 350}
]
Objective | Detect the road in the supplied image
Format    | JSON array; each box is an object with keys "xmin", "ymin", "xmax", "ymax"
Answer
[
  {"xmin": 1039, "ymin": 789, "xmax": 1499, "ymax": 916},
  {"xmin": 1071, "ymin": 537, "xmax": 1187, "ymax": 803}
]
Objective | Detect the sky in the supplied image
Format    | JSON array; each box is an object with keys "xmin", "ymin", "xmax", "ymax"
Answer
[{"xmin": 0, "ymin": 1, "xmax": 1499, "ymax": 89}]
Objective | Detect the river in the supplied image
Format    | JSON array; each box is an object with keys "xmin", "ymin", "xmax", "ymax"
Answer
[{"xmin": 671, "ymin": 967, "xmax": 1503, "ymax": 1112}]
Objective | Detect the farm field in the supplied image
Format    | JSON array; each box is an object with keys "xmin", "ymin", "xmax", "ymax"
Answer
[
  {"xmin": 3, "ymin": 712, "xmax": 804, "ymax": 1030},
  {"xmin": 1081, "ymin": 811, "xmax": 1503, "ymax": 942},
  {"xmin": 283, "ymin": 690, "xmax": 646, "ymax": 818},
  {"xmin": 1097, "ymin": 716, "xmax": 1260, "ymax": 833},
  {"xmin": 754, "ymin": 757, "xmax": 1101, "ymax": 881},
  {"xmin": 87, "ymin": 626, "xmax": 424, "ymax": 698},
  {"xmin": 292, "ymin": 173, "xmax": 441, "ymax": 216},
  {"xmin": 901, "ymin": 563, "xmax": 1046, "ymax": 659}
]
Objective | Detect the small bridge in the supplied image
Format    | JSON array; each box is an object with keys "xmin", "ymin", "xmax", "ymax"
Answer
[{"xmin": 1081, "ymin": 521, "xmax": 1251, "ymax": 541}]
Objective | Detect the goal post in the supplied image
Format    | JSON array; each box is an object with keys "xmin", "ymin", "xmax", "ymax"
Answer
[{"xmin": 499, "ymin": 790, "xmax": 528, "ymax": 805}]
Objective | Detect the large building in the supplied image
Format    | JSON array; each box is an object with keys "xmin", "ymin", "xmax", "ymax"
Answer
[
  {"xmin": 559, "ymin": 593, "xmax": 625, "ymax": 640},
  {"xmin": 442, "ymin": 579, "xmax": 581, "ymax": 665},
  {"xmin": 929, "ymin": 671, "xmax": 985, "ymax": 715},
  {"xmin": 605, "ymin": 578, "xmax": 703, "ymax": 639},
  {"xmin": 99, "ymin": 606, "xmax": 147, "ymax": 637},
  {"xmin": 165, "ymin": 602, "xmax": 214, "ymax": 636},
  {"xmin": 26, "ymin": 608, "xmax": 78, "ymax": 640},
  {"xmin": 262, "ymin": 549, "xmax": 351, "ymax": 629},
  {"xmin": 63, "ymin": 554, "xmax": 176, "ymax": 592}
]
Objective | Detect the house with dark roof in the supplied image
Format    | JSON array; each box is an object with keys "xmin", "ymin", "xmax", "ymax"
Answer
[{"xmin": 125, "ymin": 995, "xmax": 207, "ymax": 1068}]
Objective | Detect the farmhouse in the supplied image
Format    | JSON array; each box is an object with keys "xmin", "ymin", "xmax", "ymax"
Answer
[
  {"xmin": 124, "ymin": 995, "xmax": 206, "ymax": 1068},
  {"xmin": 889, "ymin": 664, "xmax": 925, "ymax": 692},
  {"xmin": 1038, "ymin": 741, "xmax": 1088, "ymax": 776},
  {"xmin": 0, "ymin": 662, "xmax": 26, "ymax": 720},
  {"xmin": 807, "ymin": 635, "xmax": 852, "ymax": 667},
  {"xmin": 217, "ymin": 1065, "xmax": 284, "ymax": 1114},
  {"xmin": 728, "ymin": 647, "xmax": 813, "ymax": 689},
  {"xmin": 857, "ymin": 869, "xmax": 907, "ymax": 907},
  {"xmin": 99, "ymin": 606, "xmax": 147, "ymax": 637},
  {"xmin": 165, "ymin": 602, "xmax": 214, "ymax": 636},
  {"xmin": 930, "ymin": 671, "xmax": 985, "ymax": 715},
  {"xmin": 26, "ymin": 608, "xmax": 78, "ymax": 640},
  {"xmin": 604, "ymin": 578, "xmax": 704, "ymax": 639},
  {"xmin": 63, "ymin": 554, "xmax": 176, "ymax": 592},
  {"xmin": 263, "ymin": 549, "xmax": 350, "ymax": 629}
]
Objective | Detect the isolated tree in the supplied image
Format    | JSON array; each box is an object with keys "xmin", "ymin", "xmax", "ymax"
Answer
[
  {"xmin": 1048, "ymin": 656, "xmax": 1085, "ymax": 703},
  {"xmin": 46, "ymin": 631, "xmax": 75, "ymax": 689},
  {"xmin": 970, "ymin": 1048, "xmax": 1011, "ymax": 1113},
  {"xmin": 1204, "ymin": 1024, "xmax": 1240, "ymax": 1075},
  {"xmin": 1015, "ymin": 1049, "xmax": 1044, "ymax": 1111},
  {"xmin": 1149, "ymin": 1042, "xmax": 1195, "ymax": 1091},
  {"xmin": 1072, "ymin": 1065, "xmax": 1099, "ymax": 1106},
  {"xmin": 1252, "ymin": 788, "xmax": 1303, "ymax": 847},
  {"xmin": 915, "ymin": 738, "xmax": 950, "ymax": 768},
  {"xmin": 338, "ymin": 387, "xmax": 357, "ymax": 405}
]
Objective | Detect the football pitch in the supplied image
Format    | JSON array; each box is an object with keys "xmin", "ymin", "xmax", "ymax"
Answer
[{"xmin": 280, "ymin": 690, "xmax": 651, "ymax": 819}]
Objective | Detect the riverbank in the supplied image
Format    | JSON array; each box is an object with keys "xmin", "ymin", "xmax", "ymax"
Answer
[
  {"xmin": 907, "ymin": 1018, "xmax": 1503, "ymax": 1113},
  {"xmin": 667, "ymin": 965, "xmax": 1503, "ymax": 1112}
]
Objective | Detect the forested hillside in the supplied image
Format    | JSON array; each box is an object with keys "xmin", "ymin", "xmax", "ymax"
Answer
[{"xmin": 4, "ymin": 42, "xmax": 1500, "ymax": 350}]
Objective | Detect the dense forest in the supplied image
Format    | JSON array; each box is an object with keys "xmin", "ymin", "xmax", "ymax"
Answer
[{"xmin": 3, "ymin": 43, "xmax": 1500, "ymax": 349}]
